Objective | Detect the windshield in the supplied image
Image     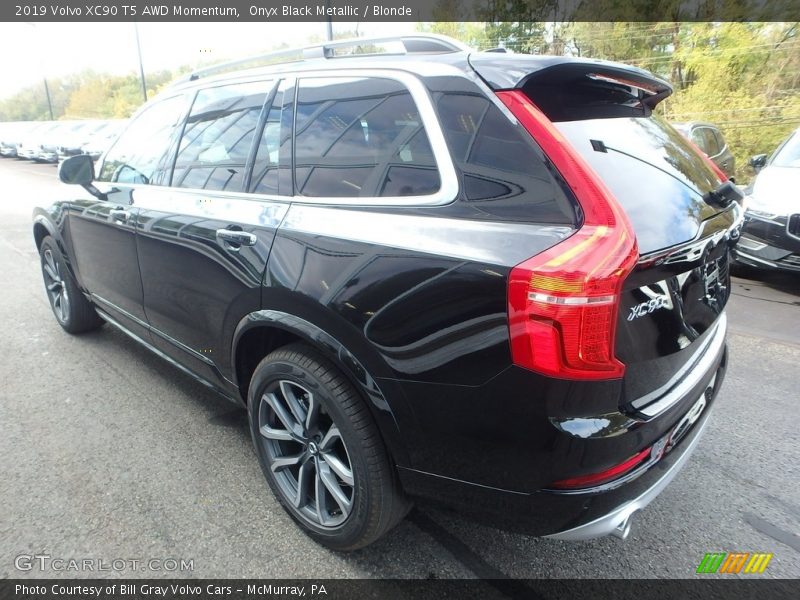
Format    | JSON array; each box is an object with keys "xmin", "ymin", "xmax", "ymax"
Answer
[{"xmin": 772, "ymin": 131, "xmax": 800, "ymax": 168}]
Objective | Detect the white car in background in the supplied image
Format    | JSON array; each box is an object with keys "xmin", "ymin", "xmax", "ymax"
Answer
[{"xmin": 734, "ymin": 128, "xmax": 800, "ymax": 271}]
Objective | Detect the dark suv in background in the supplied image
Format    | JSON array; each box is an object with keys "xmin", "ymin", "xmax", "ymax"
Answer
[
  {"xmin": 35, "ymin": 35, "xmax": 742, "ymax": 550},
  {"xmin": 674, "ymin": 121, "xmax": 736, "ymax": 180}
]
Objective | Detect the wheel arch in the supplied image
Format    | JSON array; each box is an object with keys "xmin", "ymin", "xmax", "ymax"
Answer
[
  {"xmin": 33, "ymin": 218, "xmax": 53, "ymax": 250},
  {"xmin": 231, "ymin": 309, "xmax": 412, "ymax": 469},
  {"xmin": 33, "ymin": 214, "xmax": 82, "ymax": 287}
]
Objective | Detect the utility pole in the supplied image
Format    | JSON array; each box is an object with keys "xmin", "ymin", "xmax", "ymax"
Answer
[
  {"xmin": 43, "ymin": 77, "xmax": 54, "ymax": 120},
  {"xmin": 24, "ymin": 23, "xmax": 54, "ymax": 120},
  {"xmin": 134, "ymin": 23, "xmax": 148, "ymax": 102},
  {"xmin": 325, "ymin": 0, "xmax": 333, "ymax": 41}
]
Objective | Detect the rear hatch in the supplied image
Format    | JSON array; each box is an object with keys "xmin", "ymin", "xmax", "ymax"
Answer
[{"xmin": 472, "ymin": 54, "xmax": 739, "ymax": 416}]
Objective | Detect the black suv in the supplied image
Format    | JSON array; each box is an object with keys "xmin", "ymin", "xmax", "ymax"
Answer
[{"xmin": 34, "ymin": 35, "xmax": 742, "ymax": 550}]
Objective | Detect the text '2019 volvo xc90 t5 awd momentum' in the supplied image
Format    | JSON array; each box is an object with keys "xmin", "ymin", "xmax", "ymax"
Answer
[{"xmin": 34, "ymin": 35, "xmax": 742, "ymax": 550}]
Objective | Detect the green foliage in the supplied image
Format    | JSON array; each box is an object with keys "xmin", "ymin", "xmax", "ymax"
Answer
[
  {"xmin": 0, "ymin": 68, "xmax": 186, "ymax": 122},
  {"xmin": 656, "ymin": 22, "xmax": 798, "ymax": 182},
  {"xmin": 422, "ymin": 20, "xmax": 799, "ymax": 183}
]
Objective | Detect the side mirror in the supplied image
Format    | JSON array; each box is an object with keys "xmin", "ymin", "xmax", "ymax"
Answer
[
  {"xmin": 58, "ymin": 153, "xmax": 94, "ymax": 185},
  {"xmin": 58, "ymin": 154, "xmax": 106, "ymax": 200},
  {"xmin": 749, "ymin": 154, "xmax": 768, "ymax": 173}
]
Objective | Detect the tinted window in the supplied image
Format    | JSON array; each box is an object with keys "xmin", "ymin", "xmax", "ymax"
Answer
[
  {"xmin": 173, "ymin": 81, "xmax": 271, "ymax": 191},
  {"xmin": 437, "ymin": 93, "xmax": 576, "ymax": 224},
  {"xmin": 294, "ymin": 77, "xmax": 440, "ymax": 198},
  {"xmin": 711, "ymin": 128, "xmax": 726, "ymax": 153},
  {"xmin": 701, "ymin": 127, "xmax": 721, "ymax": 156},
  {"xmin": 98, "ymin": 95, "xmax": 188, "ymax": 185},
  {"xmin": 250, "ymin": 84, "xmax": 291, "ymax": 195}
]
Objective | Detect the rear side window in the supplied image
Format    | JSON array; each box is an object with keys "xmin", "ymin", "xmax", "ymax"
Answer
[
  {"xmin": 173, "ymin": 81, "xmax": 272, "ymax": 192},
  {"xmin": 98, "ymin": 95, "xmax": 188, "ymax": 185},
  {"xmin": 700, "ymin": 127, "xmax": 722, "ymax": 156},
  {"xmin": 294, "ymin": 77, "xmax": 440, "ymax": 198},
  {"xmin": 436, "ymin": 93, "xmax": 577, "ymax": 224}
]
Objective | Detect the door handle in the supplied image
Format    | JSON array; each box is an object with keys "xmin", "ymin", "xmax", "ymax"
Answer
[
  {"xmin": 109, "ymin": 209, "xmax": 130, "ymax": 223},
  {"xmin": 216, "ymin": 228, "xmax": 257, "ymax": 248}
]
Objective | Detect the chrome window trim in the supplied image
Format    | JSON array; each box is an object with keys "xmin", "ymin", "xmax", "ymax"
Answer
[
  {"xmin": 103, "ymin": 69, "xmax": 459, "ymax": 208},
  {"xmin": 288, "ymin": 69, "xmax": 458, "ymax": 206}
]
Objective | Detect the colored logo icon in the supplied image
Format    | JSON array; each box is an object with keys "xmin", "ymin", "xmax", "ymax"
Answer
[{"xmin": 697, "ymin": 552, "xmax": 773, "ymax": 574}]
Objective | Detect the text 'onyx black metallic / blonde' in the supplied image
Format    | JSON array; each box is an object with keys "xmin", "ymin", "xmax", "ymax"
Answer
[{"xmin": 34, "ymin": 34, "xmax": 744, "ymax": 550}]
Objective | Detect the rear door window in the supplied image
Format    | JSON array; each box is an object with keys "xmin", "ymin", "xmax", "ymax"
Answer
[
  {"xmin": 173, "ymin": 81, "xmax": 273, "ymax": 192},
  {"xmin": 293, "ymin": 77, "xmax": 440, "ymax": 198}
]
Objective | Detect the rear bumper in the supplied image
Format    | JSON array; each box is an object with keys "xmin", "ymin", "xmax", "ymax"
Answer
[
  {"xmin": 396, "ymin": 336, "xmax": 727, "ymax": 539},
  {"xmin": 546, "ymin": 404, "xmax": 710, "ymax": 540}
]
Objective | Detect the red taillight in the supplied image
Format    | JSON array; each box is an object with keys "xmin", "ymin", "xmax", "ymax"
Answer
[
  {"xmin": 497, "ymin": 90, "xmax": 638, "ymax": 380},
  {"xmin": 550, "ymin": 446, "xmax": 652, "ymax": 490}
]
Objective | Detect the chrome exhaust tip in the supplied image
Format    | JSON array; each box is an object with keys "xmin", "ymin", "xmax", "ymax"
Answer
[{"xmin": 612, "ymin": 512, "xmax": 635, "ymax": 540}]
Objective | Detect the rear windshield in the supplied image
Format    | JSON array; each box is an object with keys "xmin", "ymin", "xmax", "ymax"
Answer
[{"xmin": 555, "ymin": 115, "xmax": 722, "ymax": 252}]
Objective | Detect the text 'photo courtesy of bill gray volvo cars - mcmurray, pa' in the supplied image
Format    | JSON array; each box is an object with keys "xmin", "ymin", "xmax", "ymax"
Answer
[{"xmin": 33, "ymin": 34, "xmax": 744, "ymax": 550}]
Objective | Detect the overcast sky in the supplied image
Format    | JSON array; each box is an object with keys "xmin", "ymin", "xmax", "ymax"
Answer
[{"xmin": 0, "ymin": 21, "xmax": 419, "ymax": 99}]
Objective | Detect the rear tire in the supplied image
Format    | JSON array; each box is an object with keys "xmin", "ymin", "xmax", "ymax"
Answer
[
  {"xmin": 247, "ymin": 342, "xmax": 410, "ymax": 550},
  {"xmin": 39, "ymin": 236, "xmax": 104, "ymax": 334}
]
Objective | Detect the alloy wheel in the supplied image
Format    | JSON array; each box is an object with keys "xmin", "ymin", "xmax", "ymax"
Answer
[
  {"xmin": 42, "ymin": 248, "xmax": 70, "ymax": 323},
  {"xmin": 258, "ymin": 380, "xmax": 355, "ymax": 528}
]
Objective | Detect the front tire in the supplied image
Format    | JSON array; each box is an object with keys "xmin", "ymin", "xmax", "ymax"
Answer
[
  {"xmin": 39, "ymin": 236, "xmax": 104, "ymax": 334},
  {"xmin": 247, "ymin": 342, "xmax": 409, "ymax": 550}
]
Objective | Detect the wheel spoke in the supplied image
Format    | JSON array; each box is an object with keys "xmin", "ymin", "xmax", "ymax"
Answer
[
  {"xmin": 294, "ymin": 461, "xmax": 312, "ymax": 508},
  {"xmin": 314, "ymin": 464, "xmax": 327, "ymax": 525},
  {"xmin": 321, "ymin": 452, "xmax": 354, "ymax": 487},
  {"xmin": 261, "ymin": 392, "xmax": 302, "ymax": 436},
  {"xmin": 270, "ymin": 453, "xmax": 304, "ymax": 473},
  {"xmin": 47, "ymin": 281, "xmax": 61, "ymax": 292},
  {"xmin": 43, "ymin": 261, "xmax": 58, "ymax": 282},
  {"xmin": 305, "ymin": 392, "xmax": 319, "ymax": 430},
  {"xmin": 60, "ymin": 291, "xmax": 69, "ymax": 320},
  {"xmin": 279, "ymin": 381, "xmax": 307, "ymax": 428},
  {"xmin": 318, "ymin": 460, "xmax": 352, "ymax": 517},
  {"xmin": 259, "ymin": 423, "xmax": 296, "ymax": 442},
  {"xmin": 319, "ymin": 423, "xmax": 342, "ymax": 451}
]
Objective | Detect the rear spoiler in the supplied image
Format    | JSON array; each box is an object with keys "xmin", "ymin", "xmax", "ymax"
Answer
[{"xmin": 469, "ymin": 53, "xmax": 672, "ymax": 110}]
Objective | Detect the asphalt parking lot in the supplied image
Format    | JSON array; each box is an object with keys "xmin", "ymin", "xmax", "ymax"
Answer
[{"xmin": 0, "ymin": 158, "xmax": 798, "ymax": 581}]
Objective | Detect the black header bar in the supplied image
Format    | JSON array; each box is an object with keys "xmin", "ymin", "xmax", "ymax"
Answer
[{"xmin": 2, "ymin": 0, "xmax": 799, "ymax": 22}]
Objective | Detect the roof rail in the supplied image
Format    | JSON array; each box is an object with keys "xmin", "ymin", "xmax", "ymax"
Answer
[{"xmin": 178, "ymin": 34, "xmax": 471, "ymax": 84}]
